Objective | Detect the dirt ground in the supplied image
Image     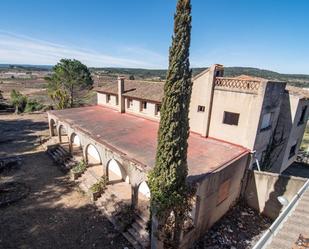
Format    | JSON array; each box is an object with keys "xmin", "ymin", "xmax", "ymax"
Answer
[{"xmin": 0, "ymin": 112, "xmax": 131, "ymax": 249}]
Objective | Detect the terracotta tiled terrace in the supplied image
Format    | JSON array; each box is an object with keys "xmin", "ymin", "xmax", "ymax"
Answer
[{"xmin": 49, "ymin": 105, "xmax": 249, "ymax": 181}]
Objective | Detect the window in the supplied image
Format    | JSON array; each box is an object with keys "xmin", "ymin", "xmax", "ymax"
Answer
[
  {"xmin": 156, "ymin": 104, "xmax": 161, "ymax": 115},
  {"xmin": 141, "ymin": 101, "xmax": 147, "ymax": 111},
  {"xmin": 298, "ymin": 106, "xmax": 307, "ymax": 125},
  {"xmin": 223, "ymin": 111, "xmax": 239, "ymax": 126},
  {"xmin": 106, "ymin": 94, "xmax": 111, "ymax": 103},
  {"xmin": 260, "ymin": 113, "xmax": 272, "ymax": 131},
  {"xmin": 127, "ymin": 98, "xmax": 133, "ymax": 108},
  {"xmin": 197, "ymin": 105, "xmax": 205, "ymax": 112},
  {"xmin": 289, "ymin": 142, "xmax": 298, "ymax": 159}
]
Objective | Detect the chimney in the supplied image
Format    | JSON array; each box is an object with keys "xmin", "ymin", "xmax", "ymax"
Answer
[{"xmin": 118, "ymin": 76, "xmax": 125, "ymax": 113}]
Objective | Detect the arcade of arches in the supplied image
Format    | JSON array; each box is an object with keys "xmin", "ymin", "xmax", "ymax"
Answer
[{"xmin": 48, "ymin": 118, "xmax": 151, "ymax": 213}]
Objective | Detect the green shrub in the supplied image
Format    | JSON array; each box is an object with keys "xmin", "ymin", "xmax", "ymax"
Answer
[
  {"xmin": 10, "ymin": 89, "xmax": 27, "ymax": 113},
  {"xmin": 71, "ymin": 160, "xmax": 87, "ymax": 174},
  {"xmin": 90, "ymin": 175, "xmax": 108, "ymax": 193},
  {"xmin": 24, "ymin": 99, "xmax": 44, "ymax": 113}
]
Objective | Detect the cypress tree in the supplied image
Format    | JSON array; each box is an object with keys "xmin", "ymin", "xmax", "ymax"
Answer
[{"xmin": 148, "ymin": 0, "xmax": 192, "ymax": 246}]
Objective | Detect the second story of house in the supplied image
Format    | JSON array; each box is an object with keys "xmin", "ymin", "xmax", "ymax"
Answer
[
  {"xmin": 95, "ymin": 64, "xmax": 307, "ymax": 163},
  {"xmin": 188, "ymin": 65, "xmax": 286, "ymax": 151}
]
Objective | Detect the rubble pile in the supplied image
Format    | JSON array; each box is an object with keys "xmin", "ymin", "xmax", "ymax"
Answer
[{"xmin": 193, "ymin": 202, "xmax": 272, "ymax": 249}]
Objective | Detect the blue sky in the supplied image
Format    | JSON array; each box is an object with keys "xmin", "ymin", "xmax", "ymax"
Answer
[{"xmin": 0, "ymin": 0, "xmax": 308, "ymax": 73}]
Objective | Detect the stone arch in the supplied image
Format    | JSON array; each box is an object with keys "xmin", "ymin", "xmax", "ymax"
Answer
[
  {"xmin": 85, "ymin": 143, "xmax": 102, "ymax": 166},
  {"xmin": 58, "ymin": 124, "xmax": 69, "ymax": 143},
  {"xmin": 137, "ymin": 181, "xmax": 150, "ymax": 215},
  {"xmin": 106, "ymin": 159, "xmax": 129, "ymax": 183},
  {"xmin": 70, "ymin": 133, "xmax": 83, "ymax": 156},
  {"xmin": 50, "ymin": 119, "xmax": 57, "ymax": 136},
  {"xmin": 138, "ymin": 181, "xmax": 150, "ymax": 198}
]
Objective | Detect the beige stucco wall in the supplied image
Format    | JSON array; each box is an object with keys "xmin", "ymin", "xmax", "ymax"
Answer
[
  {"xmin": 124, "ymin": 97, "xmax": 160, "ymax": 121},
  {"xmin": 97, "ymin": 92, "xmax": 118, "ymax": 108},
  {"xmin": 189, "ymin": 65, "xmax": 222, "ymax": 136},
  {"xmin": 189, "ymin": 69, "xmax": 212, "ymax": 136},
  {"xmin": 180, "ymin": 153, "xmax": 250, "ymax": 249},
  {"xmin": 242, "ymin": 170, "xmax": 306, "ymax": 219},
  {"xmin": 208, "ymin": 84, "xmax": 265, "ymax": 150},
  {"xmin": 97, "ymin": 92, "xmax": 107, "ymax": 105}
]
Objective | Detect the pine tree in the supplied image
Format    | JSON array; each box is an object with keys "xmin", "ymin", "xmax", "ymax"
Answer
[{"xmin": 148, "ymin": 0, "xmax": 192, "ymax": 246}]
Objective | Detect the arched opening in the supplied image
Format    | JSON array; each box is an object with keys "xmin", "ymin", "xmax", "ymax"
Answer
[
  {"xmin": 137, "ymin": 181, "xmax": 150, "ymax": 216},
  {"xmin": 86, "ymin": 144, "xmax": 101, "ymax": 166},
  {"xmin": 50, "ymin": 119, "xmax": 57, "ymax": 136},
  {"xmin": 105, "ymin": 159, "xmax": 132, "ymax": 206},
  {"xmin": 107, "ymin": 159, "xmax": 129, "ymax": 183},
  {"xmin": 70, "ymin": 133, "xmax": 83, "ymax": 160},
  {"xmin": 58, "ymin": 125, "xmax": 69, "ymax": 144}
]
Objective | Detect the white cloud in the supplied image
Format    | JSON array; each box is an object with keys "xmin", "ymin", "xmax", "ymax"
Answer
[{"xmin": 0, "ymin": 30, "xmax": 167, "ymax": 68}]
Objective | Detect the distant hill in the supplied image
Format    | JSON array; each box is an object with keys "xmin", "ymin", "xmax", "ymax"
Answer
[
  {"xmin": 92, "ymin": 66, "xmax": 309, "ymax": 88},
  {"xmin": 0, "ymin": 64, "xmax": 52, "ymax": 71},
  {"xmin": 1, "ymin": 64, "xmax": 308, "ymax": 87}
]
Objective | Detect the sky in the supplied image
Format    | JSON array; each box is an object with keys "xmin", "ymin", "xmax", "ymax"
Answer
[{"xmin": 0, "ymin": 0, "xmax": 308, "ymax": 74}]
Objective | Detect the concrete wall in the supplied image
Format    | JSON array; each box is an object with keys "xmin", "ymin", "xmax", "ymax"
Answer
[
  {"xmin": 97, "ymin": 92, "xmax": 107, "ymax": 105},
  {"xmin": 267, "ymin": 93, "xmax": 309, "ymax": 173},
  {"xmin": 280, "ymin": 97, "xmax": 309, "ymax": 172},
  {"xmin": 189, "ymin": 65, "xmax": 222, "ymax": 136},
  {"xmin": 253, "ymin": 82, "xmax": 286, "ymax": 161},
  {"xmin": 124, "ymin": 97, "xmax": 160, "ymax": 121},
  {"xmin": 97, "ymin": 92, "xmax": 118, "ymax": 108},
  {"xmin": 242, "ymin": 170, "xmax": 306, "ymax": 219},
  {"xmin": 208, "ymin": 83, "xmax": 266, "ymax": 150},
  {"xmin": 180, "ymin": 153, "xmax": 250, "ymax": 249}
]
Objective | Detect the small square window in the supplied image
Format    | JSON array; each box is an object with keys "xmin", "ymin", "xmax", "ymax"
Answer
[
  {"xmin": 197, "ymin": 105, "xmax": 205, "ymax": 112},
  {"xmin": 223, "ymin": 111, "xmax": 239, "ymax": 126}
]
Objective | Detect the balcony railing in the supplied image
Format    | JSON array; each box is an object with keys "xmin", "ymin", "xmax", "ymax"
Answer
[{"xmin": 215, "ymin": 77, "xmax": 260, "ymax": 93}]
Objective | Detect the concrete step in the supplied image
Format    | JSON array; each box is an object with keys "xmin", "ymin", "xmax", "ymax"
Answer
[
  {"xmin": 123, "ymin": 232, "xmax": 142, "ymax": 249},
  {"xmin": 136, "ymin": 213, "xmax": 148, "ymax": 227},
  {"xmin": 132, "ymin": 221, "xmax": 145, "ymax": 234},
  {"xmin": 128, "ymin": 227, "xmax": 149, "ymax": 248},
  {"xmin": 58, "ymin": 145, "xmax": 69, "ymax": 155}
]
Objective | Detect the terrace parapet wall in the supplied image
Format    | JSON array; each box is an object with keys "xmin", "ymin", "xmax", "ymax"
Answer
[{"xmin": 215, "ymin": 77, "xmax": 260, "ymax": 94}]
